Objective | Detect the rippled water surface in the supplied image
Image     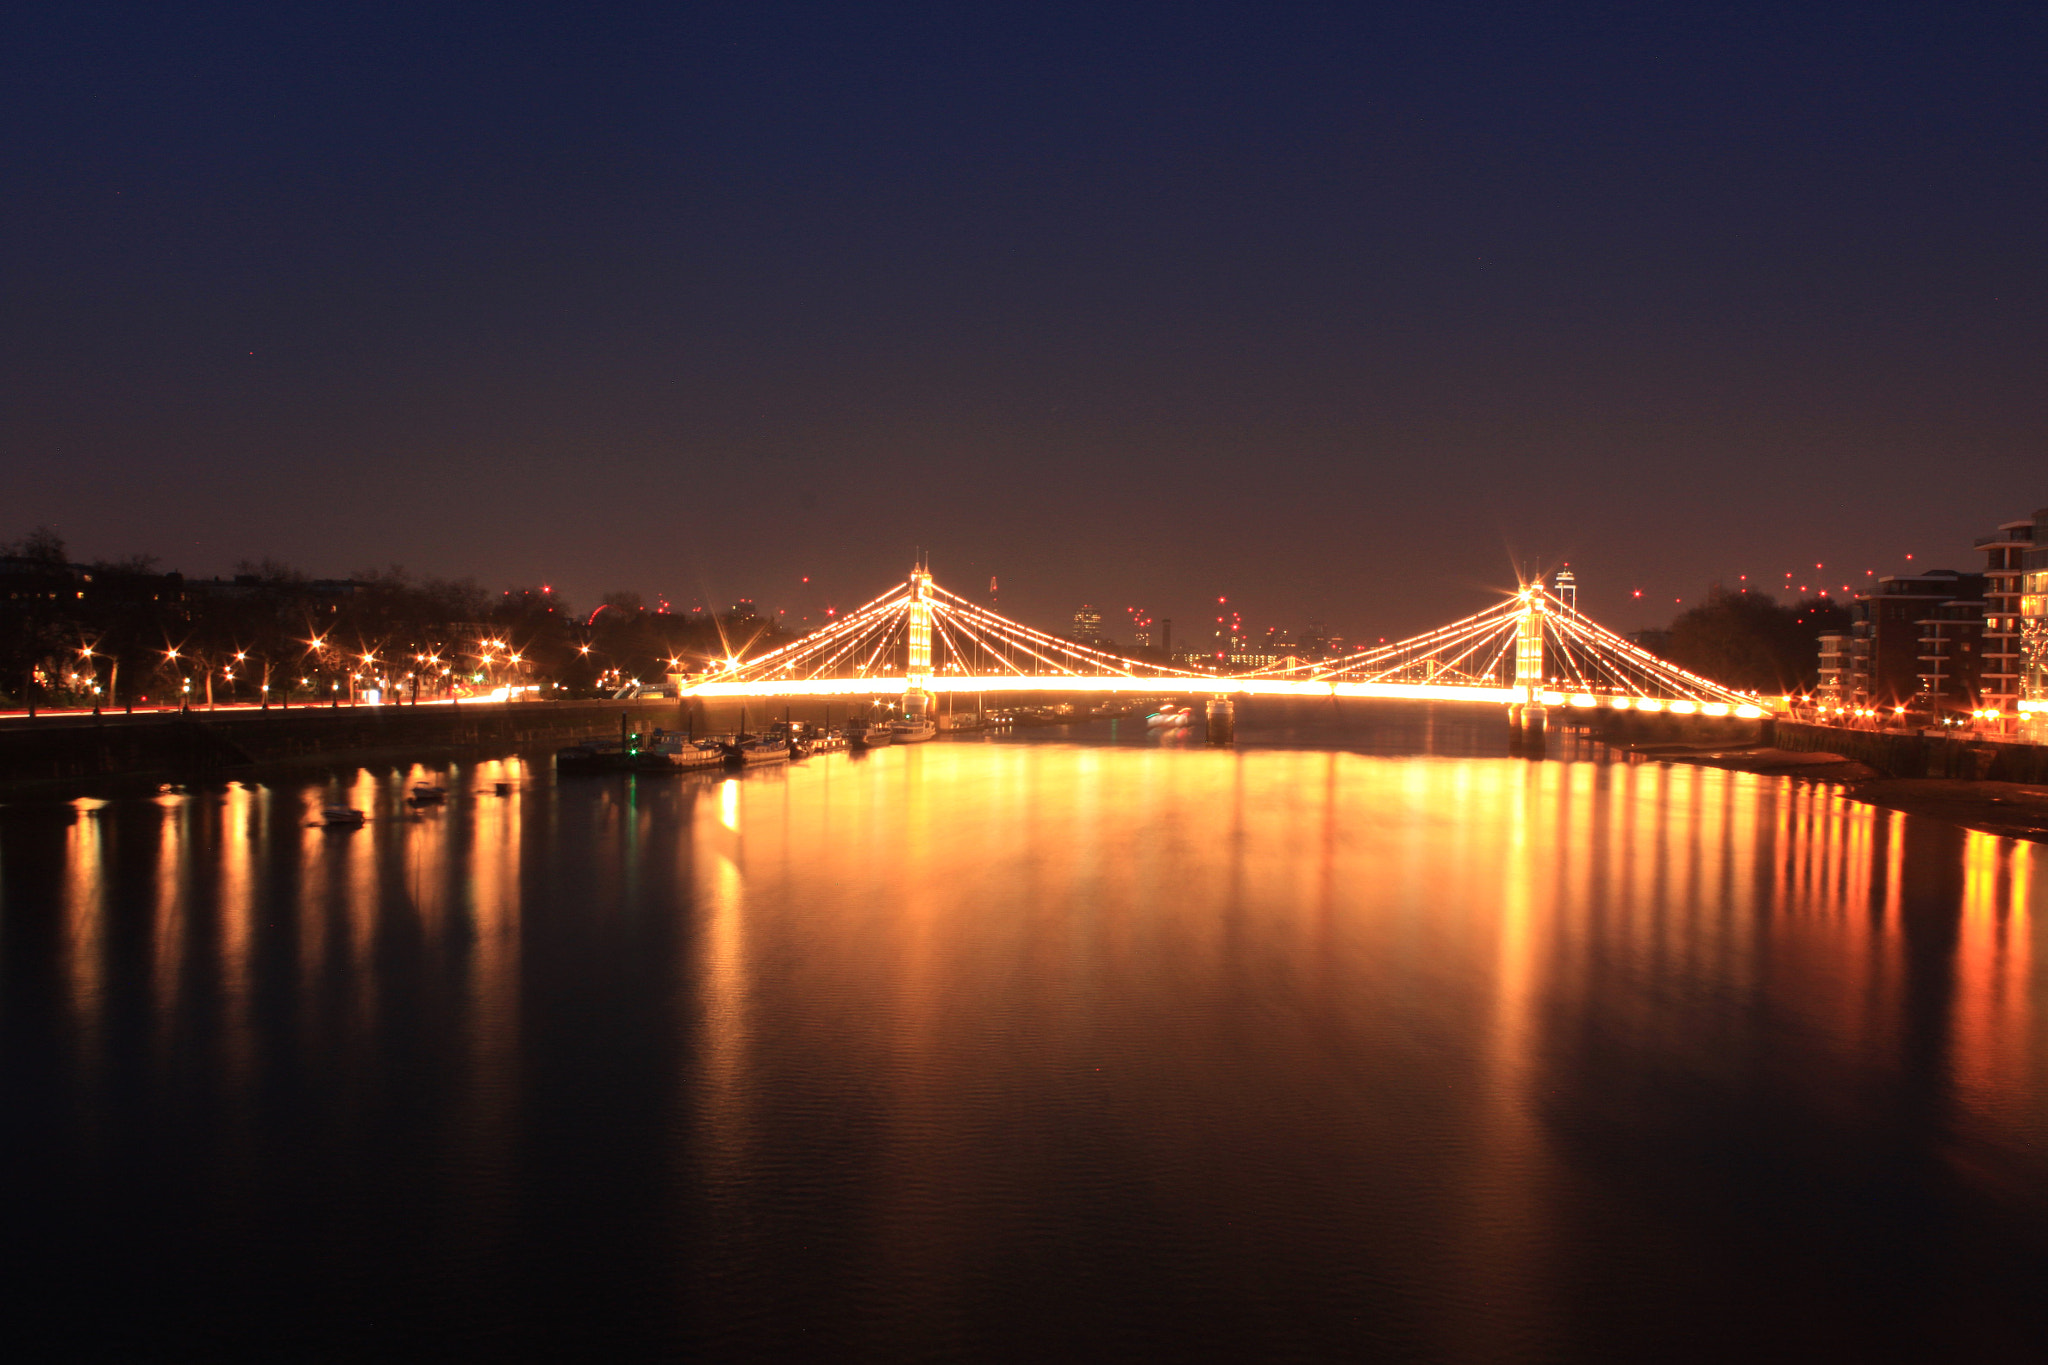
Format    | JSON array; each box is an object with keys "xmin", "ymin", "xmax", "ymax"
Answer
[{"xmin": 4, "ymin": 723, "xmax": 2045, "ymax": 1360}]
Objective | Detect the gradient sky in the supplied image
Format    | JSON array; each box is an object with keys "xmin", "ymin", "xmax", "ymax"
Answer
[{"xmin": 5, "ymin": 3, "xmax": 2044, "ymax": 643}]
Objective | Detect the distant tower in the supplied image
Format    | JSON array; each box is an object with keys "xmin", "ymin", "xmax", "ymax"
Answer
[
  {"xmin": 904, "ymin": 556, "xmax": 933, "ymax": 722},
  {"xmin": 1553, "ymin": 567, "xmax": 1578, "ymax": 617},
  {"xmin": 1513, "ymin": 583, "xmax": 1549, "ymax": 741},
  {"xmin": 1072, "ymin": 604, "xmax": 1104, "ymax": 643}
]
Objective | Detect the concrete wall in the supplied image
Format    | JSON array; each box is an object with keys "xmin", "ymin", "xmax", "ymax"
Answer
[
  {"xmin": 1773, "ymin": 720, "xmax": 2048, "ymax": 782},
  {"xmin": 0, "ymin": 699, "xmax": 696, "ymax": 786}
]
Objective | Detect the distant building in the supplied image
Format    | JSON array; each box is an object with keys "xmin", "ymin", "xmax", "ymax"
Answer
[
  {"xmin": 1552, "ymin": 568, "xmax": 1578, "ymax": 615},
  {"xmin": 2020, "ymin": 507, "xmax": 2048, "ymax": 743},
  {"xmin": 1826, "ymin": 569, "xmax": 1985, "ymax": 720},
  {"xmin": 1976, "ymin": 516, "xmax": 2035, "ymax": 722},
  {"xmin": 185, "ymin": 574, "xmax": 363, "ymax": 609},
  {"xmin": 1072, "ymin": 604, "xmax": 1104, "ymax": 643},
  {"xmin": 1816, "ymin": 630, "xmax": 1850, "ymax": 703},
  {"xmin": 3, "ymin": 555, "xmax": 186, "ymax": 611}
]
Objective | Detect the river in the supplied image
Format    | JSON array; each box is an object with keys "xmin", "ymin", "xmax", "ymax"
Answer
[{"xmin": 2, "ymin": 709, "xmax": 2043, "ymax": 1360}]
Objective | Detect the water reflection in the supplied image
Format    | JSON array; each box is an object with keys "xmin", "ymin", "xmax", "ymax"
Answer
[{"xmin": 3, "ymin": 744, "xmax": 2045, "ymax": 1358}]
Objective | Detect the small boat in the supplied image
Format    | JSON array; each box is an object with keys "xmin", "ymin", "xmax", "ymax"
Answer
[
  {"xmin": 1147, "ymin": 705, "xmax": 1193, "ymax": 728},
  {"xmin": 555, "ymin": 738, "xmax": 627, "ymax": 773},
  {"xmin": 669, "ymin": 739, "xmax": 728, "ymax": 771},
  {"xmin": 725, "ymin": 734, "xmax": 791, "ymax": 766},
  {"xmin": 408, "ymin": 783, "xmax": 448, "ymax": 805},
  {"xmin": 847, "ymin": 722, "xmax": 892, "ymax": 750},
  {"xmin": 889, "ymin": 716, "xmax": 938, "ymax": 744},
  {"xmin": 557, "ymin": 727, "xmax": 722, "ymax": 773},
  {"xmin": 320, "ymin": 806, "xmax": 367, "ymax": 828}
]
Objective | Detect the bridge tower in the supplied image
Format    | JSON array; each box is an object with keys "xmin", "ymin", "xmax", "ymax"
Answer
[
  {"xmin": 1511, "ymin": 584, "xmax": 1547, "ymax": 740},
  {"xmin": 903, "ymin": 556, "xmax": 934, "ymax": 723}
]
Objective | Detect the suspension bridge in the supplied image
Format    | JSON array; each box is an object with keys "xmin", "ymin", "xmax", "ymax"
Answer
[{"xmin": 677, "ymin": 561, "xmax": 1766, "ymax": 732}]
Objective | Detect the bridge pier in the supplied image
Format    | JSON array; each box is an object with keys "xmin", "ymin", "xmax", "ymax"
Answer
[{"xmin": 1206, "ymin": 696, "xmax": 1235, "ymax": 745}]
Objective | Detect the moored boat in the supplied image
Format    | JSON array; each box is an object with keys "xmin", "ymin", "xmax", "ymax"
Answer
[
  {"xmin": 724, "ymin": 734, "xmax": 791, "ymax": 766},
  {"xmin": 890, "ymin": 716, "xmax": 938, "ymax": 743},
  {"xmin": 320, "ymin": 805, "xmax": 366, "ymax": 828},
  {"xmin": 557, "ymin": 727, "xmax": 721, "ymax": 773},
  {"xmin": 848, "ymin": 722, "xmax": 893, "ymax": 750}
]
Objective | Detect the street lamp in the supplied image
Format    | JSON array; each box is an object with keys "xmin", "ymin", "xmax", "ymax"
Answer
[{"xmin": 79, "ymin": 646, "xmax": 100, "ymax": 714}]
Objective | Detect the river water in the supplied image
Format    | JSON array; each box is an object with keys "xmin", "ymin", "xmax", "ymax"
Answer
[{"xmin": 3, "ymin": 710, "xmax": 2044, "ymax": 1360}]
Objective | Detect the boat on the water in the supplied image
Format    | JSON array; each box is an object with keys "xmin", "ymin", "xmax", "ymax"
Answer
[
  {"xmin": 847, "ymin": 721, "xmax": 893, "ymax": 750},
  {"xmin": 320, "ymin": 806, "xmax": 367, "ymax": 828},
  {"xmin": 769, "ymin": 719, "xmax": 828, "ymax": 760},
  {"xmin": 556, "ymin": 727, "xmax": 724, "ymax": 774},
  {"xmin": 1146, "ymin": 705, "xmax": 1194, "ymax": 728},
  {"xmin": 724, "ymin": 734, "xmax": 791, "ymax": 766},
  {"xmin": 889, "ymin": 717, "xmax": 938, "ymax": 743},
  {"xmin": 408, "ymin": 783, "xmax": 448, "ymax": 805}
]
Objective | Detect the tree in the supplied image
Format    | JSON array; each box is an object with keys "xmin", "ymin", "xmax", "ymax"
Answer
[
  {"xmin": 1663, "ymin": 589, "xmax": 1849, "ymax": 693},
  {"xmin": 5, "ymin": 525, "xmax": 67, "ymax": 564}
]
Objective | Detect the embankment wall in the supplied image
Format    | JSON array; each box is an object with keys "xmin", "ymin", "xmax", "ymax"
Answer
[
  {"xmin": 0, "ymin": 699, "xmax": 699, "ymax": 786},
  {"xmin": 1772, "ymin": 720, "xmax": 2048, "ymax": 782}
]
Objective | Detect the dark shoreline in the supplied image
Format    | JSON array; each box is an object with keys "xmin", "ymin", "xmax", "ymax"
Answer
[{"xmin": 1625, "ymin": 741, "xmax": 2048, "ymax": 844}]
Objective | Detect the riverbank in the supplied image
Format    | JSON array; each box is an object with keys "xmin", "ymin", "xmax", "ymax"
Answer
[
  {"xmin": 1622, "ymin": 740, "xmax": 2048, "ymax": 843},
  {"xmin": 0, "ymin": 698, "xmax": 700, "ymax": 797}
]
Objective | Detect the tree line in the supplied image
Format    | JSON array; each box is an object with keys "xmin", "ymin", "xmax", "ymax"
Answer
[
  {"xmin": 0, "ymin": 527, "xmax": 790, "ymax": 711},
  {"xmin": 1638, "ymin": 587, "xmax": 1849, "ymax": 694}
]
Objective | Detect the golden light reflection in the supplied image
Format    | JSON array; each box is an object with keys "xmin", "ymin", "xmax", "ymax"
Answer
[
  {"xmin": 1951, "ymin": 835, "xmax": 2032, "ymax": 1138},
  {"xmin": 720, "ymin": 778, "xmax": 740, "ymax": 832},
  {"xmin": 15, "ymin": 739, "xmax": 2048, "ymax": 1334},
  {"xmin": 63, "ymin": 806, "xmax": 107, "ymax": 1075},
  {"xmin": 152, "ymin": 796, "xmax": 188, "ymax": 1049},
  {"xmin": 218, "ymin": 782, "xmax": 260, "ymax": 1090},
  {"xmin": 692, "ymin": 784, "xmax": 751, "ymax": 1177},
  {"xmin": 458, "ymin": 756, "xmax": 523, "ymax": 1244}
]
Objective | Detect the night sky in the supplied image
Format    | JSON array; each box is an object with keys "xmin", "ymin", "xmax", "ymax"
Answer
[{"xmin": 5, "ymin": 3, "xmax": 2043, "ymax": 643}]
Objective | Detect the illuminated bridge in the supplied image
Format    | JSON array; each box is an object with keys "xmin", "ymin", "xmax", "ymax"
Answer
[{"xmin": 678, "ymin": 560, "xmax": 1766, "ymax": 729}]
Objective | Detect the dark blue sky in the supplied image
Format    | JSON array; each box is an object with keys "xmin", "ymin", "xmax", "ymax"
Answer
[{"xmin": 5, "ymin": 2, "xmax": 2044, "ymax": 640}]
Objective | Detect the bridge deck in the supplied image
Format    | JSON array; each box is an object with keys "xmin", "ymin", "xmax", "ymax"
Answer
[{"xmin": 680, "ymin": 675, "xmax": 1764, "ymax": 716}]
